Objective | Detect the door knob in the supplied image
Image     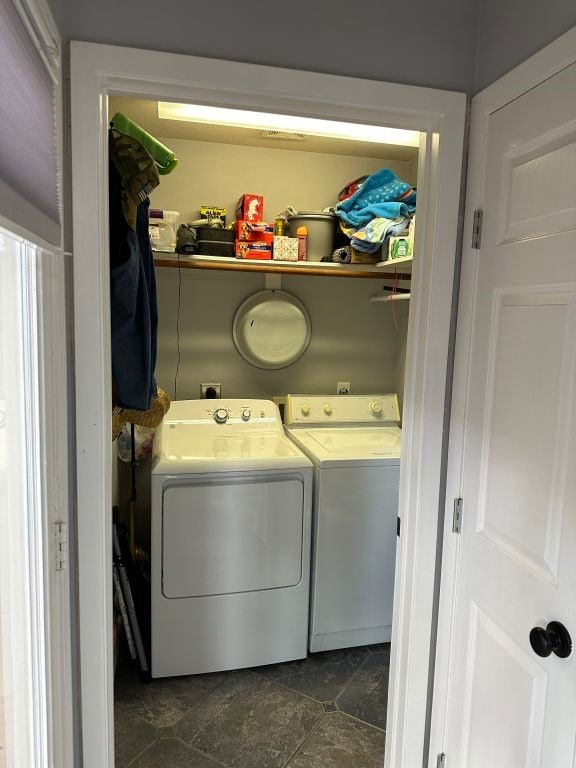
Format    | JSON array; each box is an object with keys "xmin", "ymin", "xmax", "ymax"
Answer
[{"xmin": 529, "ymin": 621, "xmax": 572, "ymax": 659}]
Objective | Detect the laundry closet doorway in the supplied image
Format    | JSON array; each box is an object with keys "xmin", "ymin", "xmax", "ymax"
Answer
[{"xmin": 70, "ymin": 42, "xmax": 466, "ymax": 768}]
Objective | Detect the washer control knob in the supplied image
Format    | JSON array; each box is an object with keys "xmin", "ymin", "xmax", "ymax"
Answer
[
  {"xmin": 301, "ymin": 404, "xmax": 310, "ymax": 416},
  {"xmin": 214, "ymin": 408, "xmax": 229, "ymax": 424},
  {"xmin": 241, "ymin": 408, "xmax": 251, "ymax": 421},
  {"xmin": 324, "ymin": 403, "xmax": 333, "ymax": 415},
  {"xmin": 370, "ymin": 401, "xmax": 383, "ymax": 415}
]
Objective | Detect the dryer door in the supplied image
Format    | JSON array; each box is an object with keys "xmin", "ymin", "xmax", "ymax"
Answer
[{"xmin": 162, "ymin": 475, "xmax": 304, "ymax": 598}]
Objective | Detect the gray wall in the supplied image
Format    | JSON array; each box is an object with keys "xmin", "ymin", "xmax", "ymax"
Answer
[
  {"xmin": 46, "ymin": 0, "xmax": 62, "ymax": 29},
  {"xmin": 148, "ymin": 136, "xmax": 417, "ymax": 227},
  {"xmin": 474, "ymin": 0, "xmax": 576, "ymax": 91},
  {"xmin": 56, "ymin": 0, "xmax": 478, "ymax": 92},
  {"xmin": 155, "ymin": 268, "xmax": 405, "ymax": 402},
  {"xmin": 54, "ymin": 0, "xmax": 576, "ymax": 94}
]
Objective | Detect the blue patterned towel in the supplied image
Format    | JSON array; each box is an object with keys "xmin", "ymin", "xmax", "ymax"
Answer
[{"xmin": 335, "ymin": 168, "xmax": 416, "ymax": 228}]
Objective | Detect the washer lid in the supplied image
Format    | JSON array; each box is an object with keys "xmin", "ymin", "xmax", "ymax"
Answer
[
  {"xmin": 286, "ymin": 426, "xmax": 402, "ymax": 466},
  {"xmin": 307, "ymin": 427, "xmax": 402, "ymax": 457},
  {"xmin": 233, "ymin": 290, "xmax": 311, "ymax": 370}
]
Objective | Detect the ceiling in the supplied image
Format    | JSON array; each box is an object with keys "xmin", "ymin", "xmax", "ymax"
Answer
[{"xmin": 108, "ymin": 97, "xmax": 420, "ymax": 162}]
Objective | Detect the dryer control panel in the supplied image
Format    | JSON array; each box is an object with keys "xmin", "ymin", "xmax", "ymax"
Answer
[
  {"xmin": 162, "ymin": 399, "xmax": 283, "ymax": 432},
  {"xmin": 284, "ymin": 394, "xmax": 400, "ymax": 426}
]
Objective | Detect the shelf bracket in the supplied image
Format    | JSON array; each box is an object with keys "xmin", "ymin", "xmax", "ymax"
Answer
[{"xmin": 265, "ymin": 273, "xmax": 282, "ymax": 290}]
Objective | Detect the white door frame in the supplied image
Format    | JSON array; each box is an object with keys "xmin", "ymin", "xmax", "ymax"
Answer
[
  {"xmin": 429, "ymin": 23, "xmax": 576, "ymax": 766},
  {"xmin": 36, "ymin": 245, "xmax": 75, "ymax": 768},
  {"xmin": 70, "ymin": 41, "xmax": 466, "ymax": 768}
]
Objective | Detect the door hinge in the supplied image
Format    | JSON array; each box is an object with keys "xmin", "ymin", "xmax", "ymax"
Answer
[
  {"xmin": 471, "ymin": 209, "xmax": 483, "ymax": 249},
  {"xmin": 397, "ymin": 516, "xmax": 401, "ymax": 537},
  {"xmin": 55, "ymin": 521, "xmax": 68, "ymax": 570},
  {"xmin": 452, "ymin": 498, "xmax": 463, "ymax": 534},
  {"xmin": 437, "ymin": 753, "xmax": 446, "ymax": 768}
]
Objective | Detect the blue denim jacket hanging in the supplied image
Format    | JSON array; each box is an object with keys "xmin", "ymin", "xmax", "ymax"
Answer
[{"xmin": 109, "ymin": 129, "xmax": 159, "ymax": 411}]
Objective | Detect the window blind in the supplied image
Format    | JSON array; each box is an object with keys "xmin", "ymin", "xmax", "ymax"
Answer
[{"xmin": 0, "ymin": 0, "xmax": 61, "ymax": 246}]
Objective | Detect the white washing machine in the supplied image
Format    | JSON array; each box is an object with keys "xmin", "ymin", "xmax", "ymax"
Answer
[
  {"xmin": 151, "ymin": 399, "xmax": 313, "ymax": 678},
  {"xmin": 284, "ymin": 394, "xmax": 401, "ymax": 652}
]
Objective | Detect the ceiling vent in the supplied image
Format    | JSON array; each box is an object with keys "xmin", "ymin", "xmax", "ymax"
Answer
[{"xmin": 260, "ymin": 129, "xmax": 306, "ymax": 141}]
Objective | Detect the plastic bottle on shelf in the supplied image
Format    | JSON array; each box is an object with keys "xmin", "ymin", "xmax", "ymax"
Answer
[{"xmin": 296, "ymin": 225, "xmax": 308, "ymax": 261}]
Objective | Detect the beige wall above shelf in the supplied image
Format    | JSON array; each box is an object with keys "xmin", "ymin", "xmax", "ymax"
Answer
[{"xmin": 153, "ymin": 252, "xmax": 412, "ymax": 281}]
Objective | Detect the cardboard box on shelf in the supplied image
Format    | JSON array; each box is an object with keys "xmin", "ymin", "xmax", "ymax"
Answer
[
  {"xmin": 235, "ymin": 194, "xmax": 264, "ymax": 222},
  {"xmin": 351, "ymin": 248, "xmax": 380, "ymax": 264},
  {"xmin": 273, "ymin": 236, "xmax": 299, "ymax": 261},
  {"xmin": 235, "ymin": 240, "xmax": 273, "ymax": 259},
  {"xmin": 200, "ymin": 205, "xmax": 226, "ymax": 225},
  {"xmin": 236, "ymin": 219, "xmax": 274, "ymax": 241},
  {"xmin": 389, "ymin": 234, "xmax": 414, "ymax": 260}
]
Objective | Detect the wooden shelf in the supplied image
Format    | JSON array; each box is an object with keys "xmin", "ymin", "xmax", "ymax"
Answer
[
  {"xmin": 153, "ymin": 253, "xmax": 411, "ymax": 281},
  {"xmin": 376, "ymin": 256, "xmax": 413, "ymax": 273}
]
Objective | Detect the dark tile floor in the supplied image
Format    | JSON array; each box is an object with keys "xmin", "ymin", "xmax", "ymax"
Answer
[{"xmin": 115, "ymin": 644, "xmax": 390, "ymax": 768}]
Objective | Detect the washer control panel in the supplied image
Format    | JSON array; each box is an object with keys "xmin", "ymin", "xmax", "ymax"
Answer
[{"xmin": 284, "ymin": 394, "xmax": 400, "ymax": 426}]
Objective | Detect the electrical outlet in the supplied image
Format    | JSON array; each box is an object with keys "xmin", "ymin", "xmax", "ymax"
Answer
[
  {"xmin": 201, "ymin": 383, "xmax": 221, "ymax": 399},
  {"xmin": 337, "ymin": 381, "xmax": 351, "ymax": 395}
]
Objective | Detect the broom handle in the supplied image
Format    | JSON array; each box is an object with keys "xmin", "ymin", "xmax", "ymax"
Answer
[{"xmin": 130, "ymin": 422, "xmax": 136, "ymax": 558}]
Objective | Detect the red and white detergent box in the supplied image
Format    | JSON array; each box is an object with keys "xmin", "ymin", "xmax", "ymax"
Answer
[{"xmin": 235, "ymin": 194, "xmax": 264, "ymax": 222}]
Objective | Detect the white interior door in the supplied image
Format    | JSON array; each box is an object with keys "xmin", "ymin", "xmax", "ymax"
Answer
[
  {"xmin": 0, "ymin": 225, "xmax": 73, "ymax": 768},
  {"xmin": 436, "ymin": 56, "xmax": 576, "ymax": 765}
]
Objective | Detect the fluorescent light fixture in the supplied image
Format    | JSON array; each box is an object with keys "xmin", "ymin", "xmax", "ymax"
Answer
[{"xmin": 157, "ymin": 102, "xmax": 420, "ymax": 147}]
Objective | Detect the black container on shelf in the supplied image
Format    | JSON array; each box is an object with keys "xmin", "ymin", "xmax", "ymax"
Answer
[
  {"xmin": 197, "ymin": 240, "xmax": 235, "ymax": 257},
  {"xmin": 195, "ymin": 226, "xmax": 235, "ymax": 243}
]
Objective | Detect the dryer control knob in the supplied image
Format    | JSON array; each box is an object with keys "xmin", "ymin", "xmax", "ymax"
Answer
[
  {"xmin": 214, "ymin": 408, "xmax": 229, "ymax": 424},
  {"xmin": 241, "ymin": 408, "xmax": 251, "ymax": 421},
  {"xmin": 370, "ymin": 401, "xmax": 383, "ymax": 415},
  {"xmin": 324, "ymin": 403, "xmax": 333, "ymax": 415},
  {"xmin": 301, "ymin": 404, "xmax": 310, "ymax": 416}
]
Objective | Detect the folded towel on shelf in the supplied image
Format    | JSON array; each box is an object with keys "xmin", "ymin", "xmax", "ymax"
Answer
[
  {"xmin": 348, "ymin": 215, "xmax": 413, "ymax": 253},
  {"xmin": 335, "ymin": 168, "xmax": 416, "ymax": 228}
]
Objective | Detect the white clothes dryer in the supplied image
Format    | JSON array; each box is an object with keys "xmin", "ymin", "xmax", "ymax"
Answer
[
  {"xmin": 284, "ymin": 394, "xmax": 401, "ymax": 652},
  {"xmin": 151, "ymin": 399, "xmax": 313, "ymax": 678}
]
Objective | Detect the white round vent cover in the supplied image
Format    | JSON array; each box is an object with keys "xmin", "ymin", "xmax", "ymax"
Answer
[{"xmin": 232, "ymin": 290, "xmax": 311, "ymax": 370}]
